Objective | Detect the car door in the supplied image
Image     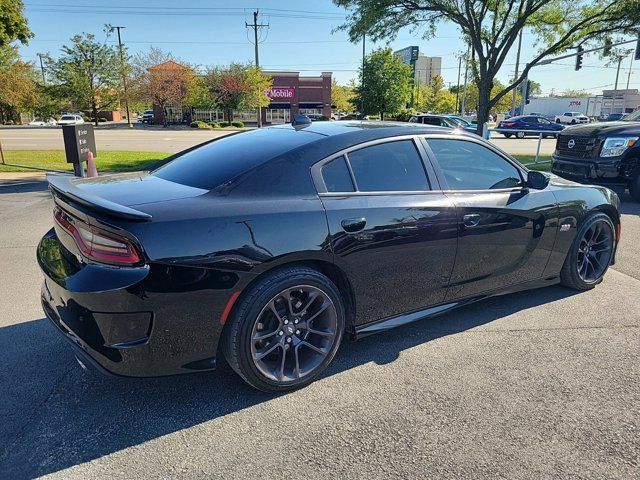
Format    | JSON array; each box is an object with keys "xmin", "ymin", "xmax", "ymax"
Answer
[
  {"xmin": 313, "ymin": 136, "xmax": 458, "ymax": 325},
  {"xmin": 422, "ymin": 136, "xmax": 559, "ymax": 300}
]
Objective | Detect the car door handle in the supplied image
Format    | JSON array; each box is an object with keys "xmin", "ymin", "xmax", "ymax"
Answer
[
  {"xmin": 462, "ymin": 213, "xmax": 481, "ymax": 228},
  {"xmin": 341, "ymin": 218, "xmax": 366, "ymax": 233}
]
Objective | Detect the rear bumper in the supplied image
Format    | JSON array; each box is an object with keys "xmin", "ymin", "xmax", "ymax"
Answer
[{"xmin": 38, "ymin": 228, "xmax": 238, "ymax": 377}]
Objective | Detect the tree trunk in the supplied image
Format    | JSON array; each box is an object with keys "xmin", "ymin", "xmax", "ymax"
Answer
[
  {"xmin": 380, "ymin": 112, "xmax": 384, "ymax": 121},
  {"xmin": 476, "ymin": 80, "xmax": 492, "ymax": 137},
  {"xmin": 92, "ymin": 103, "xmax": 98, "ymax": 127},
  {"xmin": 228, "ymin": 110, "xmax": 234, "ymax": 122}
]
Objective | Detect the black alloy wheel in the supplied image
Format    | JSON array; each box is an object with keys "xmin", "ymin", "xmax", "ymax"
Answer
[
  {"xmin": 561, "ymin": 213, "xmax": 615, "ymax": 290},
  {"xmin": 575, "ymin": 221, "xmax": 614, "ymax": 282},
  {"xmin": 250, "ymin": 285, "xmax": 338, "ymax": 383},
  {"xmin": 223, "ymin": 267, "xmax": 345, "ymax": 391}
]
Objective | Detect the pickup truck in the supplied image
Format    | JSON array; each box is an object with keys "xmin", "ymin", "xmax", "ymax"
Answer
[
  {"xmin": 551, "ymin": 109, "xmax": 640, "ymax": 201},
  {"xmin": 555, "ymin": 111, "xmax": 590, "ymax": 125}
]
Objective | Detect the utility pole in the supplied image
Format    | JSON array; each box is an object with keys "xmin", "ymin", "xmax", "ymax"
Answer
[
  {"xmin": 107, "ymin": 26, "xmax": 132, "ymax": 128},
  {"xmin": 246, "ymin": 10, "xmax": 269, "ymax": 127},
  {"xmin": 614, "ymin": 55, "xmax": 623, "ymax": 91},
  {"xmin": 361, "ymin": 33, "xmax": 365, "ymax": 118},
  {"xmin": 36, "ymin": 53, "xmax": 46, "ymax": 84},
  {"xmin": 511, "ymin": 29, "xmax": 523, "ymax": 117},
  {"xmin": 626, "ymin": 51, "xmax": 634, "ymax": 90},
  {"xmin": 455, "ymin": 55, "xmax": 462, "ymax": 114}
]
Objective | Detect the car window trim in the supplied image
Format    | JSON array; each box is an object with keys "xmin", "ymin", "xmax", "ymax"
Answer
[
  {"xmin": 419, "ymin": 134, "xmax": 528, "ymax": 193},
  {"xmin": 311, "ymin": 135, "xmax": 440, "ymax": 196}
]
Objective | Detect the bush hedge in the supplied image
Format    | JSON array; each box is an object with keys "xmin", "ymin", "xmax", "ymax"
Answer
[
  {"xmin": 190, "ymin": 120, "xmax": 212, "ymax": 129},
  {"xmin": 218, "ymin": 121, "xmax": 230, "ymax": 127},
  {"xmin": 231, "ymin": 120, "xmax": 244, "ymax": 128}
]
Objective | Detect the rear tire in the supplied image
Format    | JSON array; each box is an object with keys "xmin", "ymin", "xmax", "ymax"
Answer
[
  {"xmin": 516, "ymin": 131, "xmax": 525, "ymax": 139},
  {"xmin": 222, "ymin": 266, "xmax": 345, "ymax": 392},
  {"xmin": 629, "ymin": 171, "xmax": 640, "ymax": 202},
  {"xmin": 560, "ymin": 213, "xmax": 615, "ymax": 290},
  {"xmin": 503, "ymin": 133, "xmax": 512, "ymax": 138}
]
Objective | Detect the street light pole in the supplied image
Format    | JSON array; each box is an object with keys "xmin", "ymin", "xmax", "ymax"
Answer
[
  {"xmin": 361, "ymin": 33, "xmax": 366, "ymax": 118},
  {"xmin": 112, "ymin": 26, "xmax": 132, "ymax": 128},
  {"xmin": 461, "ymin": 46, "xmax": 470, "ymax": 115},
  {"xmin": 455, "ymin": 55, "xmax": 461, "ymax": 114},
  {"xmin": 626, "ymin": 52, "xmax": 634, "ymax": 90}
]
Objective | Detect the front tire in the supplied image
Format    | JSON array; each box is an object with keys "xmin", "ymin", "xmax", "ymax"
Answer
[
  {"xmin": 503, "ymin": 133, "xmax": 512, "ymax": 138},
  {"xmin": 223, "ymin": 266, "xmax": 345, "ymax": 392},
  {"xmin": 560, "ymin": 213, "xmax": 615, "ymax": 290},
  {"xmin": 516, "ymin": 131, "xmax": 525, "ymax": 139},
  {"xmin": 628, "ymin": 170, "xmax": 640, "ymax": 202}
]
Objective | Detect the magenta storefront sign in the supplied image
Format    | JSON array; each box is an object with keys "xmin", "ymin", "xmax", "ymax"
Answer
[{"xmin": 267, "ymin": 87, "xmax": 295, "ymax": 100}]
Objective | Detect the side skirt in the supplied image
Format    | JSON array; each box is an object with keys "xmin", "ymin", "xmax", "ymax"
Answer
[{"xmin": 353, "ymin": 276, "xmax": 560, "ymax": 339}]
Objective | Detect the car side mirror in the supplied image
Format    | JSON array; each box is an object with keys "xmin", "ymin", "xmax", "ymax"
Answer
[{"xmin": 525, "ymin": 170, "xmax": 549, "ymax": 190}]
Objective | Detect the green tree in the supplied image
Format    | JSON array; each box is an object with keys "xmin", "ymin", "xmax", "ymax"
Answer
[
  {"xmin": 47, "ymin": 33, "xmax": 122, "ymax": 125},
  {"xmin": 244, "ymin": 66, "xmax": 273, "ymax": 127},
  {"xmin": 332, "ymin": 79, "xmax": 356, "ymax": 113},
  {"xmin": 204, "ymin": 63, "xmax": 271, "ymax": 123},
  {"xmin": 420, "ymin": 76, "xmax": 456, "ymax": 113},
  {"xmin": 334, "ymin": 0, "xmax": 639, "ymax": 132},
  {"xmin": 356, "ymin": 47, "xmax": 412, "ymax": 119},
  {"xmin": 0, "ymin": 46, "xmax": 37, "ymax": 123},
  {"xmin": 0, "ymin": 0, "xmax": 32, "ymax": 48}
]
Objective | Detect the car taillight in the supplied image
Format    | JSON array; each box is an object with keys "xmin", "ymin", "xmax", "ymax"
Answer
[
  {"xmin": 503, "ymin": 122, "xmax": 516, "ymax": 127},
  {"xmin": 54, "ymin": 206, "xmax": 141, "ymax": 265}
]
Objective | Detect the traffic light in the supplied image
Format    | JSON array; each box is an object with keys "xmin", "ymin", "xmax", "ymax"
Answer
[
  {"xmin": 525, "ymin": 80, "xmax": 532, "ymax": 104},
  {"xmin": 635, "ymin": 39, "xmax": 640, "ymax": 61},
  {"xmin": 575, "ymin": 46, "xmax": 584, "ymax": 71}
]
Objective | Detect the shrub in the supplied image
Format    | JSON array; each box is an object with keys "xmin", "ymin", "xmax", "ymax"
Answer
[
  {"xmin": 231, "ymin": 120, "xmax": 244, "ymax": 128},
  {"xmin": 98, "ymin": 117, "xmax": 108, "ymax": 122},
  {"xmin": 209, "ymin": 122, "xmax": 222, "ymax": 128},
  {"xmin": 190, "ymin": 120, "xmax": 212, "ymax": 129},
  {"xmin": 219, "ymin": 121, "xmax": 230, "ymax": 127},
  {"xmin": 394, "ymin": 108, "xmax": 417, "ymax": 122}
]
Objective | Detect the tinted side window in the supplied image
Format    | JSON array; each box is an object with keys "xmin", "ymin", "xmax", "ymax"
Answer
[
  {"xmin": 427, "ymin": 139, "xmax": 523, "ymax": 190},
  {"xmin": 347, "ymin": 140, "xmax": 429, "ymax": 192},
  {"xmin": 322, "ymin": 156, "xmax": 354, "ymax": 192}
]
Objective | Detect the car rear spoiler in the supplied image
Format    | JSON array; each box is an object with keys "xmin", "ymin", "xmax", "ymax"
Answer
[{"xmin": 47, "ymin": 174, "xmax": 152, "ymax": 221}]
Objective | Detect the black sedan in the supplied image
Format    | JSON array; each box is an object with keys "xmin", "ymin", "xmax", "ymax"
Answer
[
  {"xmin": 497, "ymin": 115, "xmax": 565, "ymax": 138},
  {"xmin": 38, "ymin": 121, "xmax": 621, "ymax": 391}
]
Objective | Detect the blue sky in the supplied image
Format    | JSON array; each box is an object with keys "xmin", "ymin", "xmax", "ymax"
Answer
[{"xmin": 18, "ymin": 0, "xmax": 639, "ymax": 96}]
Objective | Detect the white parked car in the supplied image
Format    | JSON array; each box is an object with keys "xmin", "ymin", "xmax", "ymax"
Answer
[
  {"xmin": 57, "ymin": 114, "xmax": 84, "ymax": 126},
  {"xmin": 554, "ymin": 111, "xmax": 589, "ymax": 125},
  {"xmin": 29, "ymin": 118, "xmax": 56, "ymax": 126}
]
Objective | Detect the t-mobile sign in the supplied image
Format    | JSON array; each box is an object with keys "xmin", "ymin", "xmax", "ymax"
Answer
[{"xmin": 268, "ymin": 87, "xmax": 295, "ymax": 99}]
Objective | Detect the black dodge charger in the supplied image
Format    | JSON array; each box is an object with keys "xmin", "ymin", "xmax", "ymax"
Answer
[{"xmin": 38, "ymin": 121, "xmax": 621, "ymax": 391}]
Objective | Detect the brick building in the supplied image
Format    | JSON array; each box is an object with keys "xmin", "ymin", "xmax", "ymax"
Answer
[{"xmin": 149, "ymin": 62, "xmax": 332, "ymax": 125}]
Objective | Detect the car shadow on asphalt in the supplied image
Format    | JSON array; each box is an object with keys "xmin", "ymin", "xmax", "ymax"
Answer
[
  {"xmin": 0, "ymin": 178, "xmax": 50, "ymax": 194},
  {"xmin": 0, "ymin": 284, "xmax": 580, "ymax": 479}
]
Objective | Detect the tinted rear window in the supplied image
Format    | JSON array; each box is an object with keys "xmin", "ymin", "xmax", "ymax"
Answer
[{"xmin": 152, "ymin": 128, "xmax": 321, "ymax": 190}]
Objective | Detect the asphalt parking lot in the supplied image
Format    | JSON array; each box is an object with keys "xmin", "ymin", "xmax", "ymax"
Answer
[
  {"xmin": 0, "ymin": 176, "xmax": 638, "ymax": 479},
  {"xmin": 0, "ymin": 125, "xmax": 556, "ymax": 156}
]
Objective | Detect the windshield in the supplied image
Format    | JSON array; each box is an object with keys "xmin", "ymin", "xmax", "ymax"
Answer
[
  {"xmin": 623, "ymin": 109, "xmax": 640, "ymax": 122},
  {"xmin": 448, "ymin": 116, "xmax": 469, "ymax": 126},
  {"xmin": 61, "ymin": 116, "xmax": 75, "ymax": 120}
]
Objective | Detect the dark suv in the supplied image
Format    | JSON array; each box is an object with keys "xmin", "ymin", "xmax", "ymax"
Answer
[{"xmin": 551, "ymin": 109, "xmax": 640, "ymax": 201}]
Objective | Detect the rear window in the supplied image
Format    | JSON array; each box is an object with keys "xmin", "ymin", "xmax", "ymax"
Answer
[
  {"xmin": 61, "ymin": 116, "xmax": 75, "ymax": 120},
  {"xmin": 152, "ymin": 128, "xmax": 320, "ymax": 190}
]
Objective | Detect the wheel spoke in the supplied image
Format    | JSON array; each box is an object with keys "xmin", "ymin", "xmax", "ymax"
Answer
[
  {"xmin": 253, "ymin": 329, "xmax": 279, "ymax": 342},
  {"xmin": 299, "ymin": 292, "xmax": 318, "ymax": 316},
  {"xmin": 304, "ymin": 301, "xmax": 330, "ymax": 325},
  {"xmin": 268, "ymin": 300, "xmax": 284, "ymax": 323},
  {"xmin": 307, "ymin": 327, "xmax": 334, "ymax": 337},
  {"xmin": 294, "ymin": 345, "xmax": 301, "ymax": 379},
  {"xmin": 255, "ymin": 341, "xmax": 281, "ymax": 361},
  {"xmin": 278, "ymin": 344, "xmax": 287, "ymax": 380},
  {"xmin": 300, "ymin": 340, "xmax": 327, "ymax": 356}
]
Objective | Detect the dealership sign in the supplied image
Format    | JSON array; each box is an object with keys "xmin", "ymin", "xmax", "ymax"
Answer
[{"xmin": 268, "ymin": 87, "xmax": 295, "ymax": 99}]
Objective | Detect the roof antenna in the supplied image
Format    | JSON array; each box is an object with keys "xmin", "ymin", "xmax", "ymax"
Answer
[{"xmin": 292, "ymin": 114, "xmax": 312, "ymax": 127}]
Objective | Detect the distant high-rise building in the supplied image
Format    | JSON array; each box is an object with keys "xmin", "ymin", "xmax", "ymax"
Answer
[{"xmin": 394, "ymin": 46, "xmax": 442, "ymax": 86}]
